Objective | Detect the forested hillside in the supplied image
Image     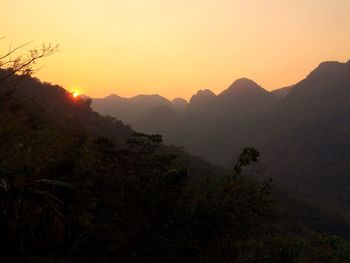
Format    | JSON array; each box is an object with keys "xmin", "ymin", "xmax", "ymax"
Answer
[{"xmin": 2, "ymin": 70, "xmax": 350, "ymax": 262}]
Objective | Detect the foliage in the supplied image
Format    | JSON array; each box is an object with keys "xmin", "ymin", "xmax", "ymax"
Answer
[{"xmin": 1, "ymin": 69, "xmax": 350, "ymax": 262}]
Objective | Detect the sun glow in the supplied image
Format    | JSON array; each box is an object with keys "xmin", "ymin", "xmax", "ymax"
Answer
[
  {"xmin": 2, "ymin": 0, "xmax": 350, "ymax": 99},
  {"xmin": 71, "ymin": 91, "xmax": 80, "ymax": 98}
]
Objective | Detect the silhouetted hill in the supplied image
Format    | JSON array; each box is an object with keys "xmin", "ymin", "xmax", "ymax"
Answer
[
  {"xmin": 187, "ymin": 89, "xmax": 216, "ymax": 114},
  {"xmin": 2, "ymin": 68, "xmax": 350, "ymax": 262},
  {"xmin": 219, "ymin": 78, "xmax": 268, "ymax": 97},
  {"xmin": 285, "ymin": 60, "xmax": 350, "ymax": 107},
  {"xmin": 271, "ymin": 85, "xmax": 294, "ymax": 98},
  {"xmin": 92, "ymin": 93, "xmax": 173, "ymax": 123},
  {"xmin": 171, "ymin": 97, "xmax": 188, "ymax": 111},
  {"xmin": 97, "ymin": 59, "xmax": 350, "ymax": 215},
  {"xmin": 215, "ymin": 78, "xmax": 277, "ymax": 117},
  {"xmin": 261, "ymin": 60, "xmax": 350, "ymax": 204}
]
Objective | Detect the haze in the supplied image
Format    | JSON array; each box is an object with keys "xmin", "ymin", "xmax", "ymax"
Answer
[{"xmin": 2, "ymin": 0, "xmax": 350, "ymax": 99}]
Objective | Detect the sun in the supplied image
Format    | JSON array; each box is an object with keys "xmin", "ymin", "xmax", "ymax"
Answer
[
  {"xmin": 72, "ymin": 91, "xmax": 80, "ymax": 98},
  {"xmin": 70, "ymin": 87, "xmax": 82, "ymax": 99}
]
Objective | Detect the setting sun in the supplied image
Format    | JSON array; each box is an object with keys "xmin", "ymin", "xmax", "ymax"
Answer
[{"xmin": 72, "ymin": 91, "xmax": 80, "ymax": 98}]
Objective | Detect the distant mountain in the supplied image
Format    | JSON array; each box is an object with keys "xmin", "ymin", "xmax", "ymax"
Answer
[
  {"xmin": 92, "ymin": 94, "xmax": 189, "ymax": 124},
  {"xmin": 92, "ymin": 94, "xmax": 172, "ymax": 123},
  {"xmin": 215, "ymin": 78, "xmax": 278, "ymax": 117},
  {"xmin": 185, "ymin": 79, "xmax": 278, "ymax": 120},
  {"xmin": 188, "ymin": 89, "xmax": 216, "ymax": 112},
  {"xmin": 92, "ymin": 79, "xmax": 280, "ymax": 125},
  {"xmin": 127, "ymin": 60, "xmax": 350, "ymax": 213},
  {"xmin": 285, "ymin": 60, "xmax": 350, "ymax": 108},
  {"xmin": 271, "ymin": 85, "xmax": 294, "ymax": 98},
  {"xmin": 219, "ymin": 78, "xmax": 270, "ymax": 98},
  {"xmin": 259, "ymin": 60, "xmax": 350, "ymax": 203},
  {"xmin": 171, "ymin": 97, "xmax": 188, "ymax": 111}
]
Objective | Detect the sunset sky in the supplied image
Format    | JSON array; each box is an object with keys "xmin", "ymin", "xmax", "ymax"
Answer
[{"xmin": 2, "ymin": 0, "xmax": 350, "ymax": 99}]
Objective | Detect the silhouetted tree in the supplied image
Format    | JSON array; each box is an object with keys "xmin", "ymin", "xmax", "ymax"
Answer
[{"xmin": 0, "ymin": 40, "xmax": 58, "ymax": 82}]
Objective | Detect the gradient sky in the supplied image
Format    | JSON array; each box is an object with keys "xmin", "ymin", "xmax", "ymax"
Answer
[{"xmin": 2, "ymin": 0, "xmax": 350, "ymax": 99}]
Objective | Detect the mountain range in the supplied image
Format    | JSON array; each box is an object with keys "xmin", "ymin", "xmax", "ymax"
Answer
[
  {"xmin": 2, "ymin": 61, "xmax": 350, "ymax": 261},
  {"xmin": 92, "ymin": 59, "xmax": 350, "ymax": 212}
]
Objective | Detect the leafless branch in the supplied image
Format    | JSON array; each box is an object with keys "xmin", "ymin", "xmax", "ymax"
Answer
[
  {"xmin": 0, "ymin": 41, "xmax": 32, "ymax": 60},
  {"xmin": 0, "ymin": 43, "xmax": 59, "ymax": 82}
]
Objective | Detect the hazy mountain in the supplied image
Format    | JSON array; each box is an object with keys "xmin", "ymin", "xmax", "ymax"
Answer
[
  {"xmin": 189, "ymin": 89, "xmax": 216, "ymax": 104},
  {"xmin": 256, "ymin": 60, "xmax": 350, "ymax": 205},
  {"xmin": 132, "ymin": 60, "xmax": 350, "ymax": 213},
  {"xmin": 215, "ymin": 78, "xmax": 278, "ymax": 117},
  {"xmin": 171, "ymin": 97, "xmax": 188, "ymax": 111},
  {"xmin": 90, "ymin": 60, "xmax": 350, "ymax": 211},
  {"xmin": 285, "ymin": 60, "xmax": 350, "ymax": 108},
  {"xmin": 92, "ymin": 94, "xmax": 190, "ymax": 125},
  {"xmin": 218, "ymin": 78, "xmax": 271, "ymax": 99},
  {"xmin": 92, "ymin": 79, "xmax": 277, "ymax": 126},
  {"xmin": 271, "ymin": 85, "xmax": 294, "ymax": 98},
  {"xmin": 92, "ymin": 94, "xmax": 172, "ymax": 123}
]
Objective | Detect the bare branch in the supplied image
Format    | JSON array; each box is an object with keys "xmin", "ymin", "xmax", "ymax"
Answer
[
  {"xmin": 0, "ymin": 41, "xmax": 32, "ymax": 60},
  {"xmin": 0, "ymin": 43, "xmax": 59, "ymax": 82}
]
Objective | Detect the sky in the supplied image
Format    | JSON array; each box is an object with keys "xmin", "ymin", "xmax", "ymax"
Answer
[{"xmin": 1, "ymin": 0, "xmax": 350, "ymax": 99}]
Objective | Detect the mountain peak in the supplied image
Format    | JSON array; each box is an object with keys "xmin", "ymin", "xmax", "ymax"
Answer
[
  {"xmin": 195, "ymin": 89, "xmax": 216, "ymax": 97},
  {"xmin": 302, "ymin": 60, "xmax": 350, "ymax": 84},
  {"xmin": 317, "ymin": 60, "xmax": 342, "ymax": 67},
  {"xmin": 229, "ymin": 78, "xmax": 263, "ymax": 90},
  {"xmin": 188, "ymin": 89, "xmax": 216, "ymax": 110},
  {"xmin": 189, "ymin": 89, "xmax": 216, "ymax": 103},
  {"xmin": 286, "ymin": 59, "xmax": 350, "ymax": 101},
  {"xmin": 309, "ymin": 60, "xmax": 349, "ymax": 75},
  {"xmin": 172, "ymin": 97, "xmax": 188, "ymax": 110},
  {"xmin": 133, "ymin": 94, "xmax": 164, "ymax": 99},
  {"xmin": 219, "ymin": 78, "xmax": 268, "ymax": 98},
  {"xmin": 232, "ymin": 77, "xmax": 258, "ymax": 86},
  {"xmin": 106, "ymin": 94, "xmax": 122, "ymax": 99}
]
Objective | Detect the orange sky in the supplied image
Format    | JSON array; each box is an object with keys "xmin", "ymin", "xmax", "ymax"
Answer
[{"xmin": 1, "ymin": 0, "xmax": 350, "ymax": 99}]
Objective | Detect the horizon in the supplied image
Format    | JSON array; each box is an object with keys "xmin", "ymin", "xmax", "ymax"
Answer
[
  {"xmin": 92, "ymin": 58, "xmax": 350, "ymax": 100},
  {"xmin": 40, "ymin": 58, "xmax": 350, "ymax": 101},
  {"xmin": 2, "ymin": 0, "xmax": 350, "ymax": 100}
]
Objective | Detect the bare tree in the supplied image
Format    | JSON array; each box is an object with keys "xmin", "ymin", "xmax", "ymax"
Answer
[{"xmin": 0, "ymin": 40, "xmax": 58, "ymax": 82}]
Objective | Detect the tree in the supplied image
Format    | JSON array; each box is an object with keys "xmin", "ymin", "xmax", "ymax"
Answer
[{"xmin": 0, "ymin": 40, "xmax": 58, "ymax": 82}]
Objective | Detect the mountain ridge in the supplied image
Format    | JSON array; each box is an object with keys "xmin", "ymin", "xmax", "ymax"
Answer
[{"xmin": 91, "ymin": 59, "xmax": 350, "ymax": 215}]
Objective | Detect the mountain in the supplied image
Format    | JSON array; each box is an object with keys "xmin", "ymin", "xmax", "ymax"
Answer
[
  {"xmin": 261, "ymin": 60, "xmax": 350, "ymax": 202},
  {"xmin": 188, "ymin": 89, "xmax": 216, "ymax": 112},
  {"xmin": 271, "ymin": 85, "xmax": 294, "ymax": 98},
  {"xmin": 2, "ymin": 66, "xmax": 350, "ymax": 262},
  {"xmin": 215, "ymin": 78, "xmax": 278, "ymax": 117},
  {"xmin": 91, "ymin": 94, "xmax": 190, "ymax": 125},
  {"xmin": 96, "ymin": 60, "xmax": 350, "ymax": 214},
  {"xmin": 92, "ymin": 93, "xmax": 172, "ymax": 123},
  {"xmin": 185, "ymin": 79, "xmax": 277, "ymax": 118},
  {"xmin": 133, "ymin": 78, "xmax": 279, "ymax": 163},
  {"xmin": 284, "ymin": 60, "xmax": 350, "ymax": 108},
  {"xmin": 91, "ymin": 78, "xmax": 277, "ymax": 127},
  {"xmin": 218, "ymin": 78, "xmax": 271, "ymax": 98},
  {"xmin": 1, "ymin": 71, "xmax": 242, "ymax": 262},
  {"xmin": 171, "ymin": 97, "xmax": 188, "ymax": 111}
]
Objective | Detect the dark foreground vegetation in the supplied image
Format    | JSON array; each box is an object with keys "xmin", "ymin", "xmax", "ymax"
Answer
[{"xmin": 1, "ymin": 69, "xmax": 350, "ymax": 261}]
